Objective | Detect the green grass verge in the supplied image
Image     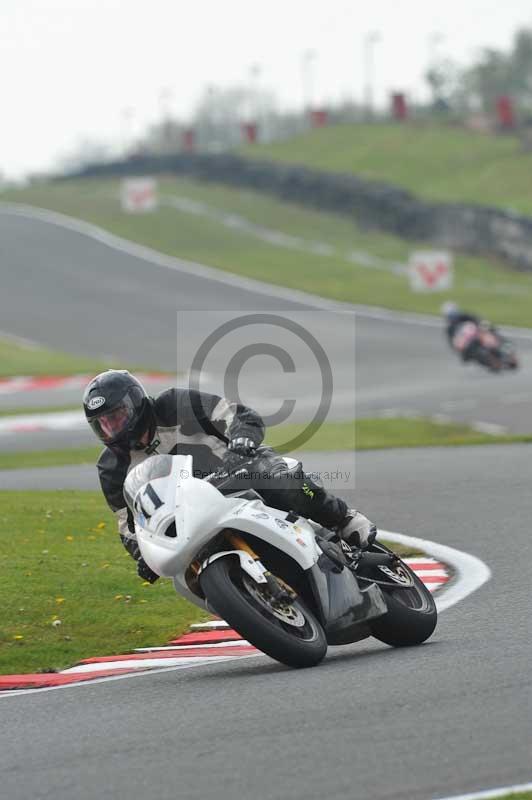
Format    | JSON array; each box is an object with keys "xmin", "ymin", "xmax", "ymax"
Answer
[
  {"xmin": 0, "ymin": 446, "xmax": 101, "ymax": 471},
  {"xmin": 1, "ymin": 418, "xmax": 531, "ymax": 472},
  {"xmin": 0, "ymin": 491, "xmax": 207, "ymax": 674},
  {"xmin": 243, "ymin": 122, "xmax": 532, "ymax": 215},
  {"xmin": 485, "ymin": 794, "xmax": 532, "ymax": 800},
  {"xmin": 267, "ymin": 418, "xmax": 532, "ymax": 452},
  {"xmin": 4, "ymin": 177, "xmax": 532, "ymax": 327},
  {"xmin": 0, "ymin": 405, "xmax": 80, "ymax": 418},
  {"xmin": 0, "ymin": 337, "xmax": 122, "ymax": 379}
]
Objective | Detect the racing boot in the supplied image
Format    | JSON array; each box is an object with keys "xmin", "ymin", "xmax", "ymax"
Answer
[{"xmin": 297, "ymin": 481, "xmax": 377, "ymax": 550}]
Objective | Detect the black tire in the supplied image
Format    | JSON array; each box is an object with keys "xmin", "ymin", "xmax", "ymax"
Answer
[
  {"xmin": 200, "ymin": 556, "xmax": 327, "ymax": 668},
  {"xmin": 369, "ymin": 560, "xmax": 437, "ymax": 647}
]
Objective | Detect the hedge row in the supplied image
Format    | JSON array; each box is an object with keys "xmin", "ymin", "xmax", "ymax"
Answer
[{"xmin": 71, "ymin": 152, "xmax": 532, "ymax": 271}]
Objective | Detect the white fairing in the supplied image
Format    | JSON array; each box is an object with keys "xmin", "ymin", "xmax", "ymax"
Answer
[{"xmin": 124, "ymin": 455, "xmax": 322, "ymax": 605}]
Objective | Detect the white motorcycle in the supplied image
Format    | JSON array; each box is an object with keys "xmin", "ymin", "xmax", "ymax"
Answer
[{"xmin": 124, "ymin": 454, "xmax": 437, "ymax": 669}]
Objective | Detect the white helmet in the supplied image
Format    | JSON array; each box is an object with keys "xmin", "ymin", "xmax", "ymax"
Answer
[{"xmin": 441, "ymin": 301, "xmax": 459, "ymax": 319}]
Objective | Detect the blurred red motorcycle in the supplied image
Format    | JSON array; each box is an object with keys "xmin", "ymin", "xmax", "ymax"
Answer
[{"xmin": 452, "ymin": 321, "xmax": 519, "ymax": 372}]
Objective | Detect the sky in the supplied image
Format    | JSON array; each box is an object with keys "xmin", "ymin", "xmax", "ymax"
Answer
[{"xmin": 2, "ymin": 0, "xmax": 532, "ymax": 179}]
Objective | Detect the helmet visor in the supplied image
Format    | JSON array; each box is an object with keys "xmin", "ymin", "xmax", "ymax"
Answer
[{"xmin": 89, "ymin": 393, "xmax": 138, "ymax": 444}]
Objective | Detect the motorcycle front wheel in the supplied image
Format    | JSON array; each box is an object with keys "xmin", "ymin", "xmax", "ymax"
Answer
[{"xmin": 200, "ymin": 556, "xmax": 327, "ymax": 668}]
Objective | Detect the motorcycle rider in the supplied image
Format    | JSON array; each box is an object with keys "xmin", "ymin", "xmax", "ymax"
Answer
[
  {"xmin": 441, "ymin": 301, "xmax": 499, "ymax": 366},
  {"xmin": 83, "ymin": 370, "xmax": 376, "ymax": 583}
]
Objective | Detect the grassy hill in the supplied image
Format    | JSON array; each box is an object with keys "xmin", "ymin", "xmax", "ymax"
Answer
[{"xmin": 242, "ymin": 123, "xmax": 532, "ymax": 215}]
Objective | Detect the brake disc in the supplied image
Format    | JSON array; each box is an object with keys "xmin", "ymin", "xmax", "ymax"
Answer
[{"xmin": 242, "ymin": 575, "xmax": 306, "ymax": 627}]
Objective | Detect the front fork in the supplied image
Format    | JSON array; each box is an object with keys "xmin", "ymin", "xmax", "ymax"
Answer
[
  {"xmin": 225, "ymin": 531, "xmax": 296, "ymax": 602},
  {"xmin": 226, "ymin": 532, "xmax": 260, "ymax": 560}
]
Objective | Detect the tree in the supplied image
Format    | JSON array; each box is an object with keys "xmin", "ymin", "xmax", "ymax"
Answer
[
  {"xmin": 459, "ymin": 28, "xmax": 532, "ymax": 113},
  {"xmin": 461, "ymin": 48, "xmax": 509, "ymax": 111},
  {"xmin": 425, "ymin": 59, "xmax": 459, "ymax": 110},
  {"xmin": 193, "ymin": 85, "xmax": 277, "ymax": 148},
  {"xmin": 508, "ymin": 29, "xmax": 532, "ymax": 106}
]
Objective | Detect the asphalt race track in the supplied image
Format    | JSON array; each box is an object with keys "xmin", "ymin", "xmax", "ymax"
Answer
[
  {"xmin": 2, "ymin": 445, "xmax": 532, "ymax": 800},
  {"xmin": 2, "ymin": 205, "xmax": 532, "ymax": 449},
  {"xmin": 1, "ymin": 206, "xmax": 532, "ymax": 799}
]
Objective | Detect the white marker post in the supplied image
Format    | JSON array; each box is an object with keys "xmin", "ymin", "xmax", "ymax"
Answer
[
  {"xmin": 408, "ymin": 251, "xmax": 453, "ymax": 292},
  {"xmin": 120, "ymin": 177, "xmax": 158, "ymax": 213}
]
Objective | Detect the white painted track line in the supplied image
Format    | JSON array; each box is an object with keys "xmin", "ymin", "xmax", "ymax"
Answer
[
  {"xmin": 0, "ymin": 654, "xmax": 263, "ymax": 698},
  {"xmin": 2, "ymin": 202, "xmax": 532, "ymax": 339},
  {"xmin": 433, "ymin": 780, "xmax": 532, "ymax": 799},
  {"xmin": 62, "ymin": 655, "xmax": 237, "ymax": 673}
]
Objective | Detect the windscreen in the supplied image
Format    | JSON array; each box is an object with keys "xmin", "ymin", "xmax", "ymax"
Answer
[{"xmin": 124, "ymin": 454, "xmax": 174, "ymax": 511}]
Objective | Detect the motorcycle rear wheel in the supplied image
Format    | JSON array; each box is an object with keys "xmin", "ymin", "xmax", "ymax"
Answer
[
  {"xmin": 369, "ymin": 557, "xmax": 437, "ymax": 647},
  {"xmin": 200, "ymin": 556, "xmax": 327, "ymax": 668}
]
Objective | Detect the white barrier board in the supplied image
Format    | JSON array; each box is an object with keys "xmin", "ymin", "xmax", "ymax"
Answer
[
  {"xmin": 121, "ymin": 177, "xmax": 158, "ymax": 213},
  {"xmin": 408, "ymin": 251, "xmax": 453, "ymax": 292}
]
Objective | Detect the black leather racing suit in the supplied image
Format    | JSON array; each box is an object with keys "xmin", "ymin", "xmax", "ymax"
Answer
[
  {"xmin": 97, "ymin": 388, "xmax": 348, "ymax": 563},
  {"xmin": 446, "ymin": 312, "xmax": 481, "ymax": 361}
]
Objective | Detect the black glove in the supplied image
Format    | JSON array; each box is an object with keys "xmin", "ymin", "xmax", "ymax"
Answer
[
  {"xmin": 338, "ymin": 511, "xmax": 377, "ymax": 550},
  {"xmin": 222, "ymin": 450, "xmax": 249, "ymax": 474},
  {"xmin": 137, "ymin": 557, "xmax": 159, "ymax": 584},
  {"xmin": 227, "ymin": 437, "xmax": 257, "ymax": 457}
]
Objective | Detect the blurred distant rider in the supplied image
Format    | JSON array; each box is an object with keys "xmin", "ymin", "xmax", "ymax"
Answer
[
  {"xmin": 441, "ymin": 302, "xmax": 499, "ymax": 365},
  {"xmin": 83, "ymin": 370, "xmax": 376, "ymax": 583}
]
